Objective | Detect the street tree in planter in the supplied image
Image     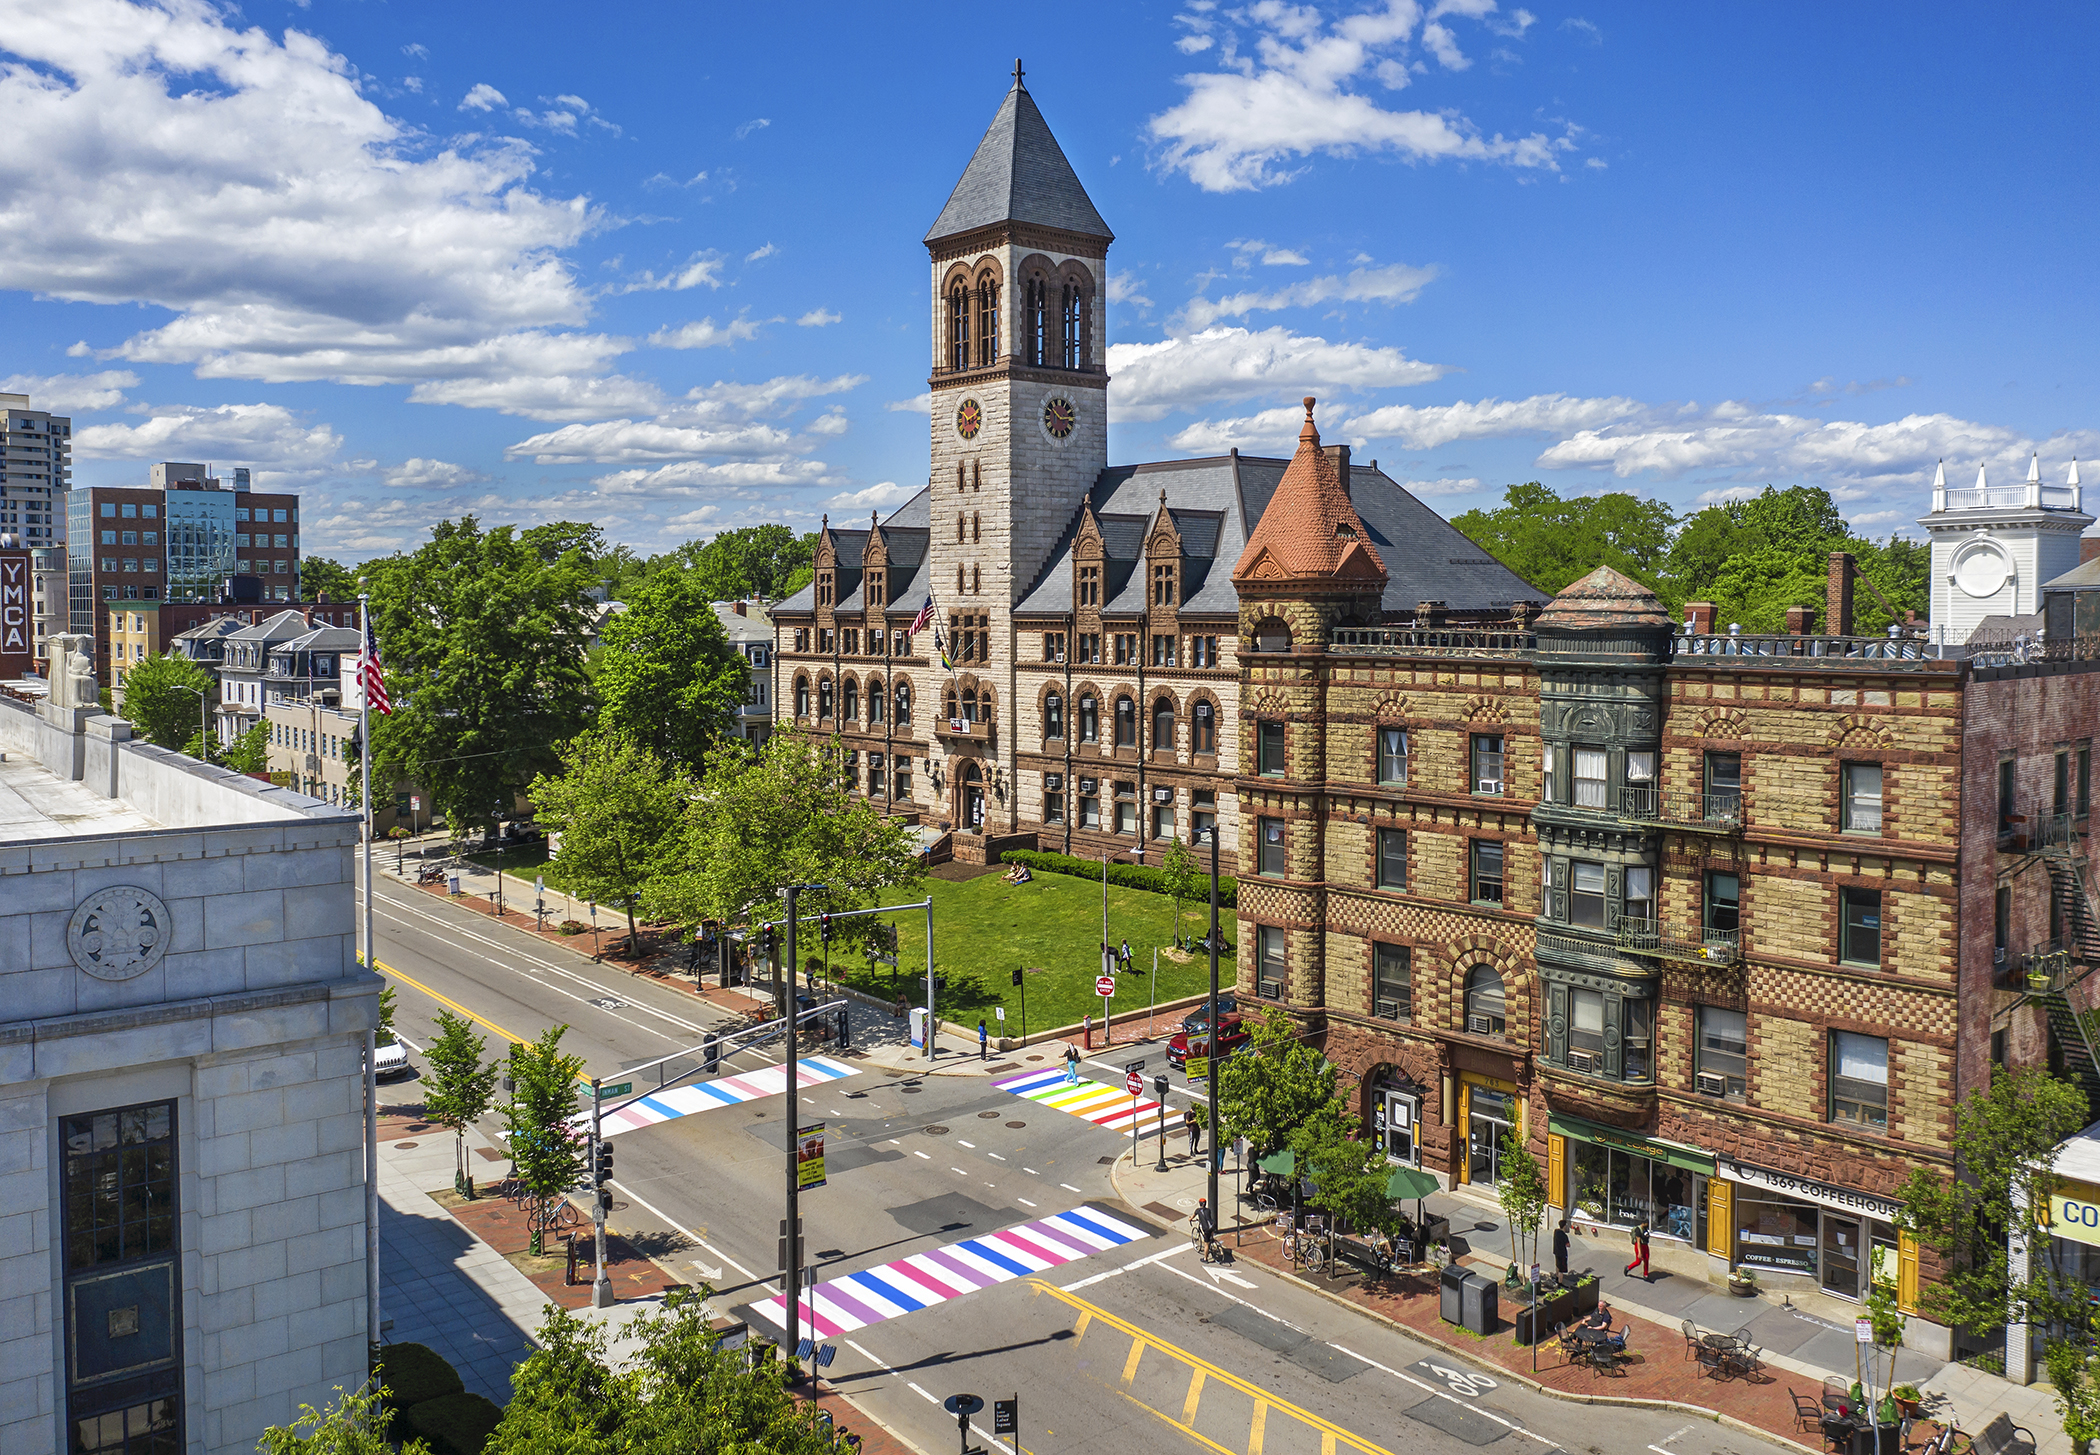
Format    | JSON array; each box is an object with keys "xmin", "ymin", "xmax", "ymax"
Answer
[
  {"xmin": 500, "ymin": 1025, "xmax": 585, "ymax": 1254},
  {"xmin": 423, "ymin": 1011, "xmax": 498, "ymax": 1198},
  {"xmin": 1201, "ymin": 1006, "xmax": 1338, "ymax": 1160},
  {"xmin": 528, "ymin": 730, "xmax": 691, "ymax": 956},
  {"xmin": 1496, "ymin": 1127, "xmax": 1549, "ymax": 1271}
]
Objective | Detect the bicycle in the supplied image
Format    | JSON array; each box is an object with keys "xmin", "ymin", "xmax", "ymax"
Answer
[
  {"xmin": 1188, "ymin": 1216, "xmax": 1224, "ymax": 1263},
  {"xmin": 1282, "ymin": 1230, "xmax": 1329, "ymax": 1274}
]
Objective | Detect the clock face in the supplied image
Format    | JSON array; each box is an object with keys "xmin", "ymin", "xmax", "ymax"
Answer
[
  {"xmin": 955, "ymin": 398, "xmax": 983, "ymax": 440},
  {"xmin": 1043, "ymin": 396, "xmax": 1076, "ymax": 440}
]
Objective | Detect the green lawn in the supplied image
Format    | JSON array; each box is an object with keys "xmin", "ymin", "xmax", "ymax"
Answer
[{"xmin": 820, "ymin": 870, "xmax": 1237, "ymax": 1040}]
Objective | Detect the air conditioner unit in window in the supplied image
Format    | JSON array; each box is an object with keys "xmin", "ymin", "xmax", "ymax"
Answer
[
  {"xmin": 1695, "ymin": 1072, "xmax": 1728, "ymax": 1097},
  {"xmin": 1468, "ymin": 1014, "xmax": 1493, "ymax": 1036},
  {"xmin": 1567, "ymin": 1050, "xmax": 1596, "ymax": 1073},
  {"xmin": 1258, "ymin": 978, "xmax": 1284, "ymax": 1000},
  {"xmin": 1375, "ymin": 998, "xmax": 1401, "ymax": 1020},
  {"xmin": 1055, "ymin": 652, "xmax": 1066, "ymax": 663},
  {"xmin": 1477, "ymin": 779, "xmax": 1504, "ymax": 795}
]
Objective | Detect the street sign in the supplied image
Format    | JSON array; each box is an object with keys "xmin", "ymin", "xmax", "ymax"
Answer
[
  {"xmin": 1855, "ymin": 1317, "xmax": 1873, "ymax": 1344},
  {"xmin": 994, "ymin": 1005, "xmax": 1006, "ymax": 1021},
  {"xmin": 1096, "ymin": 975, "xmax": 1117, "ymax": 998},
  {"xmin": 993, "ymin": 1397, "xmax": 1017, "ymax": 1434},
  {"xmin": 1185, "ymin": 1056, "xmax": 1209, "ymax": 1082},
  {"xmin": 599, "ymin": 1082, "xmax": 633, "ymax": 1097},
  {"xmin": 1126, "ymin": 1070, "xmax": 1144, "ymax": 1096},
  {"xmin": 411, "ymin": 795, "xmax": 421, "ymax": 811}
]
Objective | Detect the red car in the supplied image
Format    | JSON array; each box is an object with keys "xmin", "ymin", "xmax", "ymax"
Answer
[{"xmin": 1167, "ymin": 1014, "xmax": 1249, "ymax": 1069}]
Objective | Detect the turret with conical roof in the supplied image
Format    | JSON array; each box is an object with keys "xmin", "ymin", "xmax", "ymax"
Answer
[{"xmin": 925, "ymin": 61, "xmax": 1113, "ymax": 245}]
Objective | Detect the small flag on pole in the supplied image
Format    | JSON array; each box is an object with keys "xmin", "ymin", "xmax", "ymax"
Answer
[
  {"xmin": 910, "ymin": 597, "xmax": 934, "ymax": 634},
  {"xmin": 935, "ymin": 624, "xmax": 953, "ymax": 674},
  {"xmin": 360, "ymin": 622, "xmax": 392, "ymax": 715}
]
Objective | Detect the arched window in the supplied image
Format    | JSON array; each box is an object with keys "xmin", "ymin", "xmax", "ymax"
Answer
[
  {"xmin": 1025, "ymin": 275, "xmax": 1049, "ymax": 365},
  {"xmin": 978, "ymin": 686, "xmax": 994, "ymax": 723},
  {"xmin": 1079, "ymin": 694, "xmax": 1099, "ymax": 742},
  {"xmin": 948, "ymin": 282, "xmax": 970, "ymax": 372},
  {"xmin": 794, "ymin": 675, "xmax": 810, "ymax": 717},
  {"xmin": 976, "ymin": 273, "xmax": 1000, "ymax": 365},
  {"xmin": 1061, "ymin": 280, "xmax": 1084, "ymax": 368},
  {"xmin": 868, "ymin": 677, "xmax": 885, "ymax": 723},
  {"xmin": 1115, "ymin": 695, "xmax": 1137, "ymax": 747},
  {"xmin": 945, "ymin": 686, "xmax": 959, "ymax": 719},
  {"xmin": 895, "ymin": 681, "xmax": 911, "ymax": 724},
  {"xmin": 1253, "ymin": 618, "xmax": 1293, "ymax": 653},
  {"xmin": 1152, "ymin": 698, "xmax": 1175, "ymax": 752},
  {"xmin": 817, "ymin": 677, "xmax": 834, "ymax": 719},
  {"xmin": 1464, "ymin": 967, "xmax": 1507, "ymax": 1038},
  {"xmin": 1192, "ymin": 700, "xmax": 1215, "ymax": 753},
  {"xmin": 841, "ymin": 678, "xmax": 858, "ymax": 722},
  {"xmin": 961, "ymin": 687, "xmax": 978, "ymax": 722},
  {"xmin": 1044, "ymin": 692, "xmax": 1064, "ymax": 739}
]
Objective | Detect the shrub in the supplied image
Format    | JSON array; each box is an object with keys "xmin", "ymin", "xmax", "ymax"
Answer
[
  {"xmin": 558, "ymin": 920, "xmax": 585, "ymax": 936},
  {"xmin": 379, "ymin": 1342, "xmax": 465, "ymax": 1410},
  {"xmin": 998, "ymin": 849, "xmax": 1238, "ymax": 908},
  {"xmin": 399, "ymin": 1390, "xmax": 504, "ymax": 1455}
]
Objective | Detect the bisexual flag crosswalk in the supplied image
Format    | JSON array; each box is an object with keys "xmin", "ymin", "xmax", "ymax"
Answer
[
  {"xmin": 749, "ymin": 1205, "xmax": 1147, "ymax": 1336},
  {"xmin": 992, "ymin": 1066, "xmax": 1169, "ymax": 1137},
  {"xmin": 588, "ymin": 1056, "xmax": 857, "ymax": 1137}
]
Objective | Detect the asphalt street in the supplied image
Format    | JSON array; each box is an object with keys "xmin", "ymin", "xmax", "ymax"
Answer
[{"xmin": 370, "ymin": 873, "xmax": 1796, "ymax": 1455}]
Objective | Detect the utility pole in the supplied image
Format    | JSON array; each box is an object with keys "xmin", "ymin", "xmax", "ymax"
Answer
[
  {"xmin": 591, "ymin": 1079, "xmax": 612, "ymax": 1307},
  {"xmin": 783, "ymin": 883, "xmax": 803, "ymax": 1375},
  {"xmin": 1205, "ymin": 822, "xmax": 1221, "ymax": 1219}
]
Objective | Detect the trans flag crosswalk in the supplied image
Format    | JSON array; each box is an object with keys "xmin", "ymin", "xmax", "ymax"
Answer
[
  {"xmin": 992, "ymin": 1065, "xmax": 1170, "ymax": 1137},
  {"xmin": 590, "ymin": 1055, "xmax": 857, "ymax": 1137},
  {"xmin": 749, "ymin": 1205, "xmax": 1147, "ymax": 1336}
]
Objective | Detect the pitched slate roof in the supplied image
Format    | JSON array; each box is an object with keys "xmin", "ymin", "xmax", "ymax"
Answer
[
  {"xmin": 925, "ymin": 77, "xmax": 1112, "ymax": 244},
  {"xmin": 1533, "ymin": 564, "xmax": 1674, "ymax": 632},
  {"xmin": 1231, "ymin": 399, "xmax": 1386, "ymax": 589}
]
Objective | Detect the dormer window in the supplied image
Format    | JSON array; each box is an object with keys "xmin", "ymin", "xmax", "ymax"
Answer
[{"xmin": 1153, "ymin": 563, "xmax": 1175, "ymax": 606}]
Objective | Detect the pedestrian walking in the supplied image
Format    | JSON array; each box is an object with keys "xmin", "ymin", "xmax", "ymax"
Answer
[
  {"xmin": 1623, "ymin": 1220, "xmax": 1652, "ymax": 1282},
  {"xmin": 1553, "ymin": 1217, "xmax": 1570, "ymax": 1276},
  {"xmin": 1063, "ymin": 1043, "xmax": 1080, "ymax": 1084},
  {"xmin": 1118, "ymin": 937, "xmax": 1133, "ymax": 972},
  {"xmin": 1184, "ymin": 1106, "xmax": 1201, "ymax": 1157},
  {"xmin": 977, "ymin": 1020, "xmax": 988, "ymax": 1060}
]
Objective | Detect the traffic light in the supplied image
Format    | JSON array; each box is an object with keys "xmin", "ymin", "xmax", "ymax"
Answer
[
  {"xmin": 1012, "ymin": 967, "xmax": 1023, "ymax": 987},
  {"xmin": 819, "ymin": 913, "xmax": 833, "ymax": 945},
  {"xmin": 595, "ymin": 1141, "xmax": 614, "ymax": 1188}
]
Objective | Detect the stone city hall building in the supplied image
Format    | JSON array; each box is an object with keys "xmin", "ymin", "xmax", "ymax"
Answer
[{"xmin": 1232, "ymin": 402, "xmax": 2100, "ymax": 1351}]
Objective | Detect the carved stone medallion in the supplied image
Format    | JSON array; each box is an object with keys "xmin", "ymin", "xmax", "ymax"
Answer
[{"xmin": 68, "ymin": 886, "xmax": 172, "ymax": 981}]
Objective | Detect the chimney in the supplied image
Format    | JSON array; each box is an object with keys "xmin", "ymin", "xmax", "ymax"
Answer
[
  {"xmin": 1785, "ymin": 605, "xmax": 1818, "ymax": 635},
  {"xmin": 732, "ymin": 601, "xmax": 747, "ymax": 616},
  {"xmin": 1685, "ymin": 601, "xmax": 1716, "ymax": 635},
  {"xmin": 1827, "ymin": 551, "xmax": 1856, "ymax": 636},
  {"xmin": 1324, "ymin": 443, "xmax": 1353, "ymax": 499},
  {"xmin": 1415, "ymin": 600, "xmax": 1447, "ymax": 626}
]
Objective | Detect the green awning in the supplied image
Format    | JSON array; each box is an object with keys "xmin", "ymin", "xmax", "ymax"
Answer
[
  {"xmin": 1547, "ymin": 1112, "xmax": 1715, "ymax": 1176},
  {"xmin": 1387, "ymin": 1167, "xmax": 1440, "ymax": 1200},
  {"xmin": 1257, "ymin": 1149, "xmax": 1295, "ymax": 1176}
]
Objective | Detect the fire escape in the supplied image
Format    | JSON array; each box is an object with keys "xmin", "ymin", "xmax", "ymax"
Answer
[{"xmin": 2004, "ymin": 812, "xmax": 2100, "ymax": 1106}]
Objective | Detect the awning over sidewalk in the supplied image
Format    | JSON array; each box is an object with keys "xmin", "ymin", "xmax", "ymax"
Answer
[{"xmin": 1548, "ymin": 1112, "xmax": 1714, "ymax": 1175}]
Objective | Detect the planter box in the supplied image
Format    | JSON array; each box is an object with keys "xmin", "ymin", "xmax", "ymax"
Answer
[
  {"xmin": 1512, "ymin": 1289, "xmax": 1573, "ymax": 1345},
  {"xmin": 1566, "ymin": 1278, "xmax": 1599, "ymax": 1317}
]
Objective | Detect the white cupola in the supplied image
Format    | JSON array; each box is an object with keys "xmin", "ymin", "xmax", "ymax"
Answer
[{"xmin": 1919, "ymin": 454, "xmax": 2093, "ymax": 646}]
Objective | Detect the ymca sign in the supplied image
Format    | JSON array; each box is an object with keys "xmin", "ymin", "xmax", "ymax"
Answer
[{"xmin": 0, "ymin": 550, "xmax": 33, "ymax": 680}]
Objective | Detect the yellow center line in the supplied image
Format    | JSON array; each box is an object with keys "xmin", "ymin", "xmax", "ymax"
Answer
[
  {"xmin": 377, "ymin": 959, "xmax": 592, "ymax": 1083},
  {"xmin": 1030, "ymin": 1281, "xmax": 1399, "ymax": 1455}
]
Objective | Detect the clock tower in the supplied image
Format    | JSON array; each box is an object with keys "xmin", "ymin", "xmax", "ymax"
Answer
[{"xmin": 922, "ymin": 63, "xmax": 1112, "ymax": 831}]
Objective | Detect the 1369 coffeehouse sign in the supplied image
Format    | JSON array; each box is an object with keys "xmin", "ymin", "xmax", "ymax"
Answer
[{"xmin": 0, "ymin": 550, "xmax": 32, "ymax": 680}]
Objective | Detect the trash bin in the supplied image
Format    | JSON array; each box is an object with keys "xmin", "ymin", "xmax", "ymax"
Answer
[
  {"xmin": 1439, "ymin": 1263, "xmax": 1468, "ymax": 1325},
  {"xmin": 909, "ymin": 1006, "xmax": 929, "ymax": 1048},
  {"xmin": 1460, "ymin": 1273, "xmax": 1498, "ymax": 1336}
]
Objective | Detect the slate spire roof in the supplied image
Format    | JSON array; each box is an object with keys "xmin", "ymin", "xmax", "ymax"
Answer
[
  {"xmin": 1532, "ymin": 564, "xmax": 1674, "ymax": 631},
  {"xmin": 925, "ymin": 64, "xmax": 1113, "ymax": 244},
  {"xmin": 1230, "ymin": 399, "xmax": 1387, "ymax": 588}
]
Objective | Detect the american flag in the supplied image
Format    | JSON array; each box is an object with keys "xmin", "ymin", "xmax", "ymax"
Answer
[
  {"xmin": 360, "ymin": 621, "xmax": 392, "ymax": 716},
  {"xmin": 910, "ymin": 597, "xmax": 934, "ymax": 634}
]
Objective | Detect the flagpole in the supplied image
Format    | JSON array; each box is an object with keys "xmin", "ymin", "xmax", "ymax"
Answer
[{"xmin": 359, "ymin": 591, "xmax": 380, "ymax": 1351}]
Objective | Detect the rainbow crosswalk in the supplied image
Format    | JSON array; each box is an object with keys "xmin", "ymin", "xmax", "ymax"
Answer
[
  {"xmin": 992, "ymin": 1065, "xmax": 1172, "ymax": 1137},
  {"xmin": 749, "ymin": 1205, "xmax": 1147, "ymax": 1336},
  {"xmin": 587, "ymin": 1056, "xmax": 858, "ymax": 1137}
]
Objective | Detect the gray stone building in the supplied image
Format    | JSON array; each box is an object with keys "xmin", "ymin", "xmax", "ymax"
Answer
[{"xmin": 0, "ymin": 635, "xmax": 376, "ymax": 1455}]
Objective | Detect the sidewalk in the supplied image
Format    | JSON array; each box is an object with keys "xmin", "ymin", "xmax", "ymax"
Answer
[{"xmin": 1110, "ymin": 1149, "xmax": 2063, "ymax": 1454}]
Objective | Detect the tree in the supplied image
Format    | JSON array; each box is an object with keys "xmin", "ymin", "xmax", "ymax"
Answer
[
  {"xmin": 484, "ymin": 1307, "xmax": 623, "ymax": 1455},
  {"xmin": 591, "ymin": 571, "xmax": 749, "ymax": 774},
  {"xmin": 1159, "ymin": 836, "xmax": 1202, "ymax": 949},
  {"xmin": 1897, "ymin": 1065, "xmax": 2090, "ymax": 1341},
  {"xmin": 501, "ymin": 1025, "xmax": 585, "ymax": 1255},
  {"xmin": 1297, "ymin": 1118, "xmax": 1398, "ymax": 1241},
  {"xmin": 366, "ymin": 517, "xmax": 597, "ymax": 843},
  {"xmin": 520, "ymin": 520, "xmax": 606, "ymax": 568},
  {"xmin": 257, "ymin": 1378, "xmax": 430, "ymax": 1455},
  {"xmin": 218, "ymin": 721, "xmax": 269, "ymax": 774},
  {"xmin": 1496, "ymin": 1128, "xmax": 1549, "ymax": 1269},
  {"xmin": 646, "ymin": 730, "xmax": 923, "ymax": 970},
  {"xmin": 423, "ymin": 1010, "xmax": 499, "ymax": 1197},
  {"xmin": 119, "ymin": 651, "xmax": 214, "ymax": 751},
  {"xmin": 299, "ymin": 555, "xmax": 361, "ymax": 603},
  {"xmin": 1664, "ymin": 485, "xmax": 1930, "ymax": 632},
  {"xmin": 1202, "ymin": 1006, "xmax": 1339, "ymax": 1159},
  {"xmin": 678, "ymin": 524, "xmax": 817, "ymax": 601},
  {"xmin": 528, "ymin": 731, "xmax": 691, "ymax": 952},
  {"xmin": 1451, "ymin": 483, "xmax": 1676, "ymax": 599},
  {"xmin": 375, "ymin": 985, "xmax": 398, "ymax": 1044}
]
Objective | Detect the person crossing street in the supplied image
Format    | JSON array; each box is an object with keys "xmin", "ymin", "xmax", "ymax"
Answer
[
  {"xmin": 1623, "ymin": 1219, "xmax": 1652, "ymax": 1281},
  {"xmin": 977, "ymin": 1019, "xmax": 988, "ymax": 1060}
]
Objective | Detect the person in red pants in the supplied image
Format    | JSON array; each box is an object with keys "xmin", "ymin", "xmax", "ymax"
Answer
[{"xmin": 1623, "ymin": 1220, "xmax": 1652, "ymax": 1281}]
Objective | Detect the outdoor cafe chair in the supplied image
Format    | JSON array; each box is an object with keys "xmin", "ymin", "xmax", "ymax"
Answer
[
  {"xmin": 1679, "ymin": 1319, "xmax": 1703, "ymax": 1360},
  {"xmin": 1789, "ymin": 1390, "xmax": 1823, "ymax": 1433}
]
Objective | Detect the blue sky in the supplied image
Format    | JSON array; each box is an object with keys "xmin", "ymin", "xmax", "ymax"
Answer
[{"xmin": 3, "ymin": 0, "xmax": 2095, "ymax": 562}]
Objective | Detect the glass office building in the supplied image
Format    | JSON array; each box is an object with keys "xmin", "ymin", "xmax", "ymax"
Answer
[{"xmin": 162, "ymin": 489, "xmax": 236, "ymax": 604}]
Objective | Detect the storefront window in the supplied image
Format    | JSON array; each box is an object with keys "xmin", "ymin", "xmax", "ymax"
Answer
[
  {"xmin": 1568, "ymin": 1141, "xmax": 1700, "ymax": 1241},
  {"xmin": 1737, "ymin": 1191, "xmax": 1821, "ymax": 1277}
]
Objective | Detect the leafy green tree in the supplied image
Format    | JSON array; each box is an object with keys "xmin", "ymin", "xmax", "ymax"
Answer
[
  {"xmin": 298, "ymin": 555, "xmax": 361, "ymax": 603},
  {"xmin": 501, "ymin": 1026, "xmax": 585, "ymax": 1255},
  {"xmin": 423, "ymin": 1010, "xmax": 499, "ymax": 1197},
  {"xmin": 1897, "ymin": 1065, "xmax": 2090, "ymax": 1340},
  {"xmin": 1452, "ymin": 483, "xmax": 1676, "ymax": 598},
  {"xmin": 375, "ymin": 985, "xmax": 398, "ymax": 1044},
  {"xmin": 218, "ymin": 721, "xmax": 269, "ymax": 774},
  {"xmin": 2046, "ymin": 1340, "xmax": 2100, "ymax": 1455},
  {"xmin": 119, "ymin": 651, "xmax": 214, "ymax": 751},
  {"xmin": 1297, "ymin": 1118, "xmax": 1398, "ymax": 1241},
  {"xmin": 1496, "ymin": 1127, "xmax": 1550, "ymax": 1269},
  {"xmin": 484, "ymin": 1307, "xmax": 623, "ymax": 1455},
  {"xmin": 646, "ymin": 730, "xmax": 922, "ymax": 980},
  {"xmin": 520, "ymin": 520, "xmax": 606, "ymax": 568},
  {"xmin": 256, "ymin": 1378, "xmax": 430, "ymax": 1454},
  {"xmin": 1201, "ymin": 1006, "xmax": 1339, "ymax": 1159},
  {"xmin": 366, "ymin": 517, "xmax": 597, "ymax": 844},
  {"xmin": 1665, "ymin": 485, "xmax": 1929, "ymax": 632},
  {"xmin": 591, "ymin": 571, "xmax": 749, "ymax": 774},
  {"xmin": 528, "ymin": 731, "xmax": 691, "ymax": 952},
  {"xmin": 1159, "ymin": 836, "xmax": 1202, "ymax": 947},
  {"xmin": 679, "ymin": 524, "xmax": 817, "ymax": 600}
]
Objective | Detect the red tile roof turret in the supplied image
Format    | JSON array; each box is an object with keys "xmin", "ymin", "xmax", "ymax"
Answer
[{"xmin": 1230, "ymin": 398, "xmax": 1388, "ymax": 589}]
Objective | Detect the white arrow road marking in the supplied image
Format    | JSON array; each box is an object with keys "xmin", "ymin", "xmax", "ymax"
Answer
[{"xmin": 1203, "ymin": 1262, "xmax": 1257, "ymax": 1289}]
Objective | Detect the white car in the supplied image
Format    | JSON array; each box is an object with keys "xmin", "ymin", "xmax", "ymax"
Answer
[{"xmin": 373, "ymin": 1041, "xmax": 412, "ymax": 1082}]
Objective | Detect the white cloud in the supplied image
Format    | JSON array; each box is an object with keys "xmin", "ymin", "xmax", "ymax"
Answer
[
  {"xmin": 592, "ymin": 460, "xmax": 835, "ymax": 497},
  {"xmin": 1148, "ymin": 0, "xmax": 1571, "ymax": 191},
  {"xmin": 734, "ymin": 117, "xmax": 770, "ymax": 140},
  {"xmin": 0, "ymin": 2, "xmax": 625, "ymax": 404},
  {"xmin": 508, "ymin": 419, "xmax": 800, "ymax": 466},
  {"xmin": 1348, "ymin": 392, "xmax": 1646, "ymax": 448},
  {"xmin": 796, "ymin": 309, "xmax": 842, "ymax": 327},
  {"xmin": 75, "ymin": 402, "xmax": 342, "ymax": 471},
  {"xmin": 884, "ymin": 392, "xmax": 932, "ymax": 414},
  {"xmin": 647, "ymin": 317, "xmax": 765, "ymax": 349},
  {"xmin": 621, "ymin": 253, "xmax": 726, "ymax": 292},
  {"xmin": 1395, "ymin": 475, "xmax": 1485, "ymax": 497},
  {"xmin": 745, "ymin": 242, "xmax": 778, "ymax": 262},
  {"xmin": 0, "ymin": 370, "xmax": 138, "ymax": 414},
  {"xmin": 829, "ymin": 481, "xmax": 917, "ymax": 511},
  {"xmin": 1261, "ymin": 248, "xmax": 1311, "ymax": 266},
  {"xmin": 402, "ymin": 43, "xmax": 429, "ymax": 59},
  {"xmin": 1182, "ymin": 259, "xmax": 1439, "ymax": 327},
  {"xmin": 806, "ymin": 409, "xmax": 850, "ymax": 437},
  {"xmin": 407, "ymin": 371, "xmax": 668, "ymax": 421},
  {"xmin": 1561, "ymin": 16, "xmax": 1601, "ymax": 43},
  {"xmin": 402, "ymin": 76, "xmax": 422, "ymax": 94},
  {"xmin": 1107, "ymin": 272, "xmax": 1154, "ymax": 311},
  {"xmin": 459, "ymin": 82, "xmax": 507, "ymax": 112},
  {"xmin": 1106, "ymin": 325, "xmax": 1449, "ymax": 422},
  {"xmin": 380, "ymin": 457, "xmax": 491, "ymax": 489}
]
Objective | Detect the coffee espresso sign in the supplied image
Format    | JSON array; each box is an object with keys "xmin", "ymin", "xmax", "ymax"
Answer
[{"xmin": 0, "ymin": 551, "xmax": 32, "ymax": 680}]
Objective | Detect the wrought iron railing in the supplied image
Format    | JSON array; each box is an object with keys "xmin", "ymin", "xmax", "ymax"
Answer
[
  {"xmin": 1674, "ymin": 633, "xmax": 1933, "ymax": 663},
  {"xmin": 1966, "ymin": 635, "xmax": 2100, "ymax": 668},
  {"xmin": 1616, "ymin": 918, "xmax": 1740, "ymax": 965},
  {"xmin": 2003, "ymin": 946, "xmax": 2074, "ymax": 991},
  {"xmin": 1329, "ymin": 627, "xmax": 1535, "ymax": 658},
  {"xmin": 1618, "ymin": 786, "xmax": 1743, "ymax": 831}
]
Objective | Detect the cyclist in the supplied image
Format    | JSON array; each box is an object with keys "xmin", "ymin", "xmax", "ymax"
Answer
[{"xmin": 1194, "ymin": 1197, "xmax": 1225, "ymax": 1262}]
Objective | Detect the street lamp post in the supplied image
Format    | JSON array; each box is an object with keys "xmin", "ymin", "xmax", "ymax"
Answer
[
  {"xmin": 491, "ymin": 800, "xmax": 505, "ymax": 918},
  {"xmin": 1203, "ymin": 822, "xmax": 1221, "ymax": 1220}
]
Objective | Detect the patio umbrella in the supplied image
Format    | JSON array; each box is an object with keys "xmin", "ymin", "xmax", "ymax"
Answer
[
  {"xmin": 1386, "ymin": 1166, "xmax": 1440, "ymax": 1243},
  {"xmin": 1256, "ymin": 1149, "xmax": 1295, "ymax": 1177}
]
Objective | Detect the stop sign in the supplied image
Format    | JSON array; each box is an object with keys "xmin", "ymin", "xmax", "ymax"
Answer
[
  {"xmin": 1126, "ymin": 1070, "xmax": 1144, "ymax": 1096},
  {"xmin": 1096, "ymin": 975, "xmax": 1117, "ymax": 998}
]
